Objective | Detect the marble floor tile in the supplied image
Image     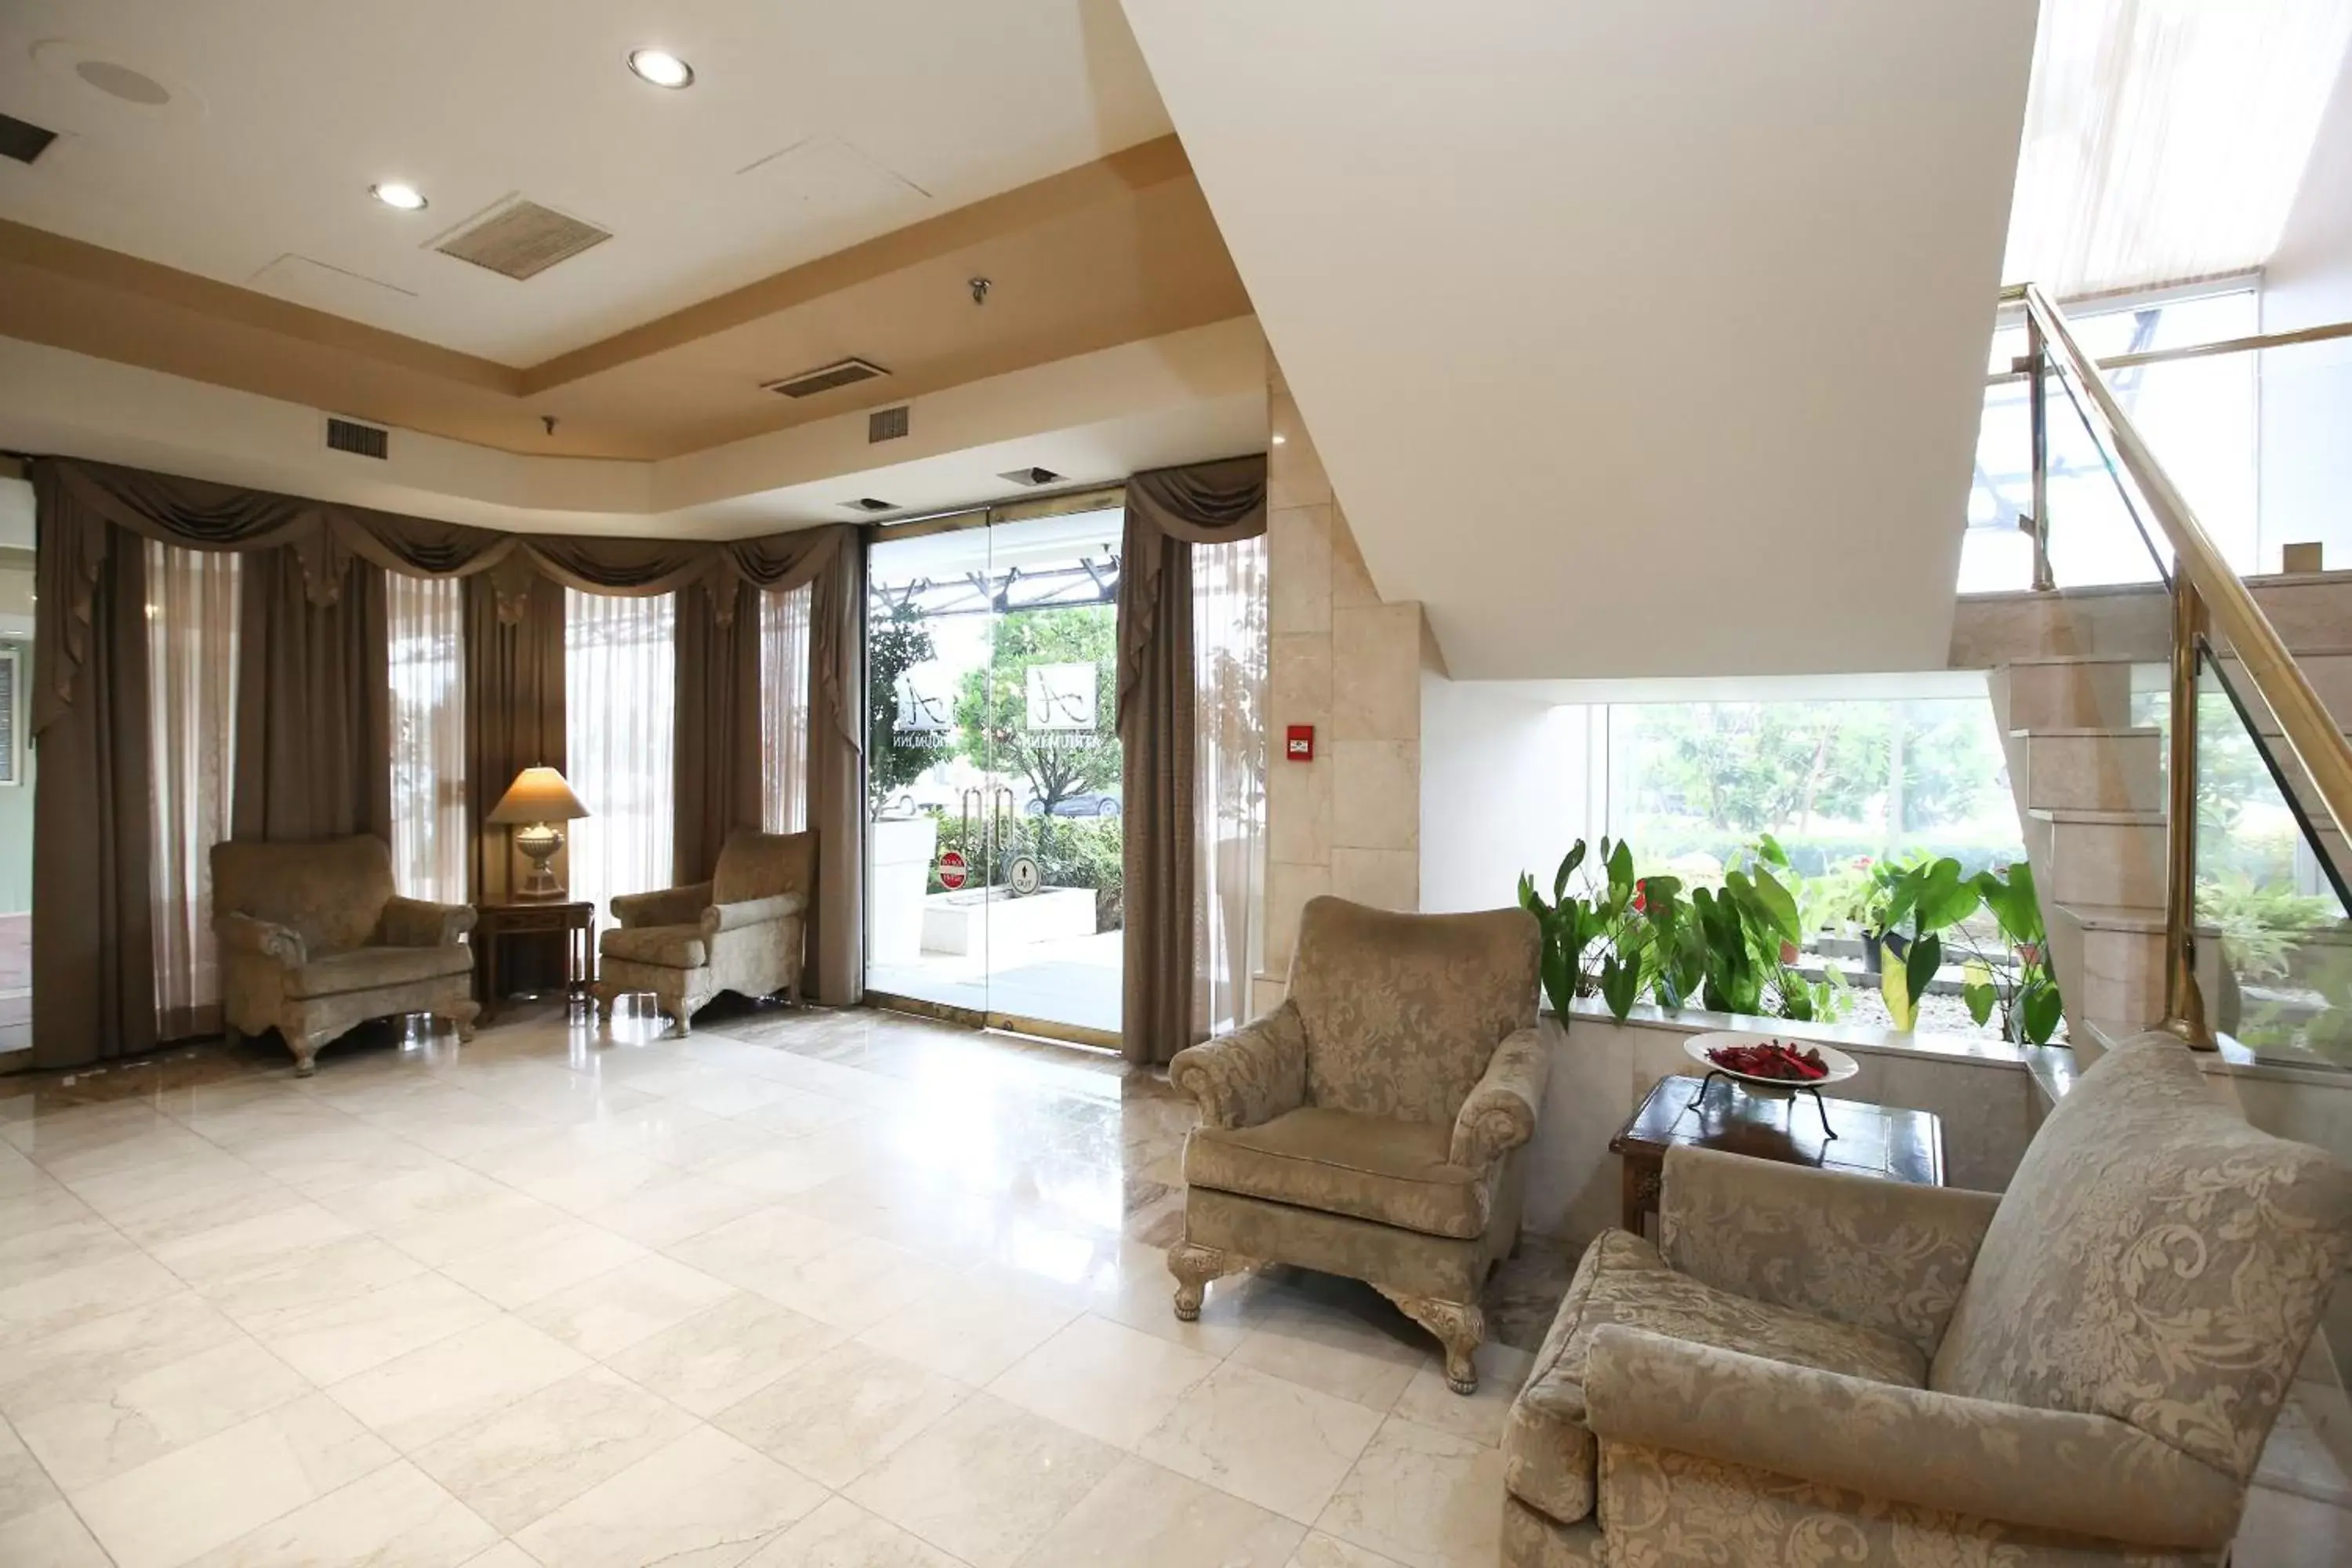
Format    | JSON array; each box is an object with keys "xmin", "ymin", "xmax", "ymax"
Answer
[
  {"xmin": 1287, "ymin": 1531, "xmax": 1411, "ymax": 1568},
  {"xmin": 1388, "ymin": 1341, "xmax": 1534, "ymax": 1447},
  {"xmin": 183, "ymin": 1460, "xmax": 498, "ymax": 1568},
  {"xmin": 665, "ymin": 1205, "xmax": 860, "ymax": 1298},
  {"xmin": 0, "ymin": 1499, "xmax": 114, "ymax": 1567},
  {"xmin": 1018, "ymin": 1453, "xmax": 1307, "ymax": 1567},
  {"xmin": 1082, "ymin": 1240, "xmax": 1271, "ymax": 1357},
  {"xmin": 16, "ymin": 1331, "xmax": 311, "ymax": 1491},
  {"xmin": 1228, "ymin": 1285, "xmax": 1428, "ymax": 1412},
  {"xmin": 604, "ymin": 1291, "xmax": 847, "ymax": 1418},
  {"xmin": 1313, "ymin": 1416, "xmax": 1505, "ymax": 1568},
  {"xmin": 147, "ymin": 1202, "xmax": 362, "ymax": 1288},
  {"xmin": 326, "ymin": 1315, "xmax": 591, "ymax": 1452},
  {"xmin": 716, "ymin": 1338, "xmax": 971, "ymax": 1488},
  {"xmin": 378, "ymin": 1188, "xmax": 575, "ymax": 1269},
  {"xmin": 411, "ymin": 1366, "xmax": 698, "ymax": 1534},
  {"xmin": 0, "ymin": 1179, "xmax": 95, "ymax": 1246},
  {"xmin": 0, "ymin": 1290, "xmax": 242, "ymax": 1419},
  {"xmin": 742, "ymin": 1232, "xmax": 957, "ymax": 1332},
  {"xmin": 517, "ymin": 1254, "xmax": 736, "ymax": 1358},
  {"xmin": 510, "ymin": 1425, "xmax": 826, "ymax": 1568},
  {"xmin": 847, "ymin": 1392, "xmax": 1121, "ymax": 1568},
  {"xmin": 71, "ymin": 1392, "xmax": 396, "ymax": 1568},
  {"xmin": 988, "ymin": 1312, "xmax": 1219, "ymax": 1450},
  {"xmin": 1137, "ymin": 1360, "xmax": 1385, "ymax": 1523},
  {"xmin": 855, "ymin": 1267, "xmax": 1080, "ymax": 1385},
  {"xmin": 435, "ymin": 1217, "xmax": 647, "ymax": 1310},
  {"xmin": 0, "ymin": 1248, "xmax": 187, "ymax": 1345},
  {"xmin": 742, "ymin": 1494, "xmax": 962, "ymax": 1568},
  {"xmin": 588, "ymin": 1172, "xmax": 769, "ymax": 1249},
  {"xmin": 196, "ymin": 1233, "xmax": 430, "ymax": 1335},
  {"xmin": 0, "ymin": 1414, "xmax": 61, "ymax": 1524},
  {"xmin": 266, "ymin": 1272, "xmax": 499, "ymax": 1385}
]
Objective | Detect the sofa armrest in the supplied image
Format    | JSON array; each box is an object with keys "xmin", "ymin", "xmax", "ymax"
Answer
[
  {"xmin": 379, "ymin": 896, "xmax": 476, "ymax": 948},
  {"xmin": 1450, "ymin": 1026, "xmax": 1547, "ymax": 1169},
  {"xmin": 1584, "ymin": 1325, "xmax": 2239, "ymax": 1552},
  {"xmin": 1658, "ymin": 1145, "xmax": 1999, "ymax": 1357},
  {"xmin": 1170, "ymin": 1001, "xmax": 1308, "ymax": 1130},
  {"xmin": 702, "ymin": 891, "xmax": 807, "ymax": 935},
  {"xmin": 612, "ymin": 882, "xmax": 713, "ymax": 928},
  {"xmin": 215, "ymin": 912, "xmax": 306, "ymax": 968}
]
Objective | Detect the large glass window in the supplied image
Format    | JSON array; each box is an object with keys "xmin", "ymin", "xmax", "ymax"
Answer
[
  {"xmin": 565, "ymin": 590, "xmax": 675, "ymax": 920},
  {"xmin": 387, "ymin": 573, "xmax": 466, "ymax": 904}
]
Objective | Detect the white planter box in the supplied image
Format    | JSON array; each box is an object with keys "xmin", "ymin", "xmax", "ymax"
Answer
[
  {"xmin": 921, "ymin": 886, "xmax": 1097, "ymax": 956},
  {"xmin": 868, "ymin": 815, "xmax": 938, "ymax": 966}
]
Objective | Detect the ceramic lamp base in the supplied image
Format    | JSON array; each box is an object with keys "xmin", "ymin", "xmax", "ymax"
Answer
[{"xmin": 512, "ymin": 822, "xmax": 567, "ymax": 900}]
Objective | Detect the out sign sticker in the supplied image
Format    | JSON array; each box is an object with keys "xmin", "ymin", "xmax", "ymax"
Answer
[{"xmin": 938, "ymin": 850, "xmax": 968, "ymax": 891}]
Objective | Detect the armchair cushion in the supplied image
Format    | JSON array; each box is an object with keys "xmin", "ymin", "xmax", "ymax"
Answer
[
  {"xmin": 1584, "ymin": 1324, "xmax": 2240, "ymax": 1552},
  {"xmin": 1502, "ymin": 1230, "xmax": 1924, "ymax": 1529},
  {"xmin": 1171, "ymin": 1002, "xmax": 1308, "ymax": 1131},
  {"xmin": 1287, "ymin": 898, "xmax": 1540, "ymax": 1123},
  {"xmin": 1450, "ymin": 1026, "xmax": 1548, "ymax": 1169},
  {"xmin": 1930, "ymin": 1033, "xmax": 2352, "ymax": 1482},
  {"xmin": 284, "ymin": 943, "xmax": 474, "ymax": 1000},
  {"xmin": 1660, "ymin": 1145, "xmax": 2001, "ymax": 1359},
  {"xmin": 601, "ymin": 924, "xmax": 708, "ymax": 970},
  {"xmin": 1186, "ymin": 1108, "xmax": 1494, "ymax": 1240}
]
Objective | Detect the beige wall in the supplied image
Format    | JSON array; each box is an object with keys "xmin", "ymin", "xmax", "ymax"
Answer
[{"xmin": 1254, "ymin": 359, "xmax": 1433, "ymax": 1014}]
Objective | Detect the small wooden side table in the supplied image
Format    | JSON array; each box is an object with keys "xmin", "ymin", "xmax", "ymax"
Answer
[
  {"xmin": 476, "ymin": 900, "xmax": 595, "ymax": 1024},
  {"xmin": 1610, "ymin": 1073, "xmax": 1944, "ymax": 1239}
]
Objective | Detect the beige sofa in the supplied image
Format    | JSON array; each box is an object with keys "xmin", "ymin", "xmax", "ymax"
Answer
[
  {"xmin": 213, "ymin": 834, "xmax": 478, "ymax": 1075},
  {"xmin": 594, "ymin": 828, "xmax": 812, "ymax": 1033},
  {"xmin": 1167, "ymin": 895, "xmax": 1545, "ymax": 1395},
  {"xmin": 1499, "ymin": 1033, "xmax": 2352, "ymax": 1566}
]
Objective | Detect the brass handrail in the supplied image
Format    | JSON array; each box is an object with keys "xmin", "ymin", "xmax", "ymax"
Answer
[{"xmin": 2007, "ymin": 281, "xmax": 2352, "ymax": 1044}]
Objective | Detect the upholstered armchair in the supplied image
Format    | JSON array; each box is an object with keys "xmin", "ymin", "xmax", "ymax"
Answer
[
  {"xmin": 595, "ymin": 828, "xmax": 812, "ymax": 1033},
  {"xmin": 213, "ymin": 834, "xmax": 478, "ymax": 1076},
  {"xmin": 1168, "ymin": 895, "xmax": 1545, "ymax": 1395},
  {"xmin": 1499, "ymin": 1033, "xmax": 2352, "ymax": 1567}
]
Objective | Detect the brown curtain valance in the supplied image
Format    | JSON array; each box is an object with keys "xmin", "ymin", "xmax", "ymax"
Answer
[
  {"xmin": 1116, "ymin": 453, "xmax": 1269, "ymax": 1066},
  {"xmin": 32, "ymin": 456, "xmax": 849, "ymax": 735}
]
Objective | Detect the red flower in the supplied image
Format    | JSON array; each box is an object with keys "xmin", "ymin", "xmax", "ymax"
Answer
[{"xmin": 1632, "ymin": 879, "xmax": 1647, "ymax": 913}]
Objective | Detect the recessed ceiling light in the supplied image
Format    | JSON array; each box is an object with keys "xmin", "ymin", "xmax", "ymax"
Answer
[
  {"xmin": 1272, "ymin": 433, "xmax": 1288, "ymax": 445},
  {"xmin": 371, "ymin": 182, "xmax": 428, "ymax": 211},
  {"xmin": 628, "ymin": 49, "xmax": 694, "ymax": 89}
]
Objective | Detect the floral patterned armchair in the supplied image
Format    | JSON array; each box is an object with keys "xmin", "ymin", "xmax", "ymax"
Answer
[
  {"xmin": 595, "ymin": 828, "xmax": 812, "ymax": 1033},
  {"xmin": 1167, "ymin": 895, "xmax": 1545, "ymax": 1395},
  {"xmin": 1500, "ymin": 1033, "xmax": 2352, "ymax": 1566}
]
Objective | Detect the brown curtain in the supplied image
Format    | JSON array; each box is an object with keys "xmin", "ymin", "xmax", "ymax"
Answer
[
  {"xmin": 233, "ymin": 550, "xmax": 391, "ymax": 842},
  {"xmin": 464, "ymin": 572, "xmax": 566, "ymax": 905},
  {"xmin": 28, "ymin": 485, "xmax": 156, "ymax": 1069},
  {"xmin": 673, "ymin": 579, "xmax": 763, "ymax": 884},
  {"xmin": 1116, "ymin": 456, "xmax": 1269, "ymax": 1065},
  {"xmin": 805, "ymin": 532, "xmax": 865, "ymax": 1006}
]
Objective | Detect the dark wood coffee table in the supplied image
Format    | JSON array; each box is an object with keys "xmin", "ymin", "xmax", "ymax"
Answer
[{"xmin": 1610, "ymin": 1073, "xmax": 1944, "ymax": 1238}]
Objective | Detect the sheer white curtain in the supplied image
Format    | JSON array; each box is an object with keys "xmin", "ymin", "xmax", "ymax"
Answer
[
  {"xmin": 2005, "ymin": 0, "xmax": 2352, "ymax": 297},
  {"xmin": 146, "ymin": 540, "xmax": 240, "ymax": 1040},
  {"xmin": 387, "ymin": 574, "xmax": 466, "ymax": 903},
  {"xmin": 1192, "ymin": 533, "xmax": 1269, "ymax": 1039},
  {"xmin": 760, "ymin": 581, "xmax": 811, "ymax": 834},
  {"xmin": 565, "ymin": 589, "xmax": 675, "ymax": 920}
]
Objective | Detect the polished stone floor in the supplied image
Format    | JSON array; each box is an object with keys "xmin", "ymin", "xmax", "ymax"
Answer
[
  {"xmin": 0, "ymin": 1000, "xmax": 2343, "ymax": 1567},
  {"xmin": 0, "ymin": 1001, "xmax": 1559, "ymax": 1568}
]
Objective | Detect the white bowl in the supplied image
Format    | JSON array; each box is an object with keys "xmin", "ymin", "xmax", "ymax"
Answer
[{"xmin": 1684, "ymin": 1030, "xmax": 1859, "ymax": 1099}]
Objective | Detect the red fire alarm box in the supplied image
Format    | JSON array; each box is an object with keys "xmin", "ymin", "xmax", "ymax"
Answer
[{"xmin": 1286, "ymin": 724, "xmax": 1315, "ymax": 762}]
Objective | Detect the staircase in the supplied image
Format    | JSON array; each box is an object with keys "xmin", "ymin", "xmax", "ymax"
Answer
[{"xmin": 1957, "ymin": 577, "xmax": 2352, "ymax": 1043}]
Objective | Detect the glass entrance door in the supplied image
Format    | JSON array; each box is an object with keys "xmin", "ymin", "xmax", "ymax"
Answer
[{"xmin": 864, "ymin": 506, "xmax": 1124, "ymax": 1044}]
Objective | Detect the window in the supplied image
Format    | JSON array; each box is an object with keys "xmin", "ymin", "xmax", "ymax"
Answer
[
  {"xmin": 146, "ymin": 541, "xmax": 240, "ymax": 1038},
  {"xmin": 760, "ymin": 582, "xmax": 811, "ymax": 834},
  {"xmin": 564, "ymin": 590, "xmax": 675, "ymax": 920},
  {"xmin": 387, "ymin": 574, "xmax": 466, "ymax": 903}
]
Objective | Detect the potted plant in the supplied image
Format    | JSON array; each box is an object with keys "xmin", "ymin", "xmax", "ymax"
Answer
[
  {"xmin": 1955, "ymin": 862, "xmax": 2066, "ymax": 1044},
  {"xmin": 1869, "ymin": 855, "xmax": 1983, "ymax": 1031}
]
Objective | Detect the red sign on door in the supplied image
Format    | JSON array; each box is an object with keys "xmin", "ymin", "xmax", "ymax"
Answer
[{"xmin": 938, "ymin": 849, "xmax": 968, "ymax": 891}]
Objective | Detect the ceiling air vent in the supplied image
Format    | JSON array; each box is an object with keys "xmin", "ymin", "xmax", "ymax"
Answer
[
  {"xmin": 435, "ymin": 199, "xmax": 611, "ymax": 281},
  {"xmin": 868, "ymin": 406, "xmax": 909, "ymax": 443},
  {"xmin": 842, "ymin": 498, "xmax": 897, "ymax": 514},
  {"xmin": 765, "ymin": 358, "xmax": 888, "ymax": 399},
  {"xmin": 0, "ymin": 112, "xmax": 58, "ymax": 165},
  {"xmin": 997, "ymin": 466, "xmax": 1063, "ymax": 488},
  {"xmin": 325, "ymin": 416, "xmax": 390, "ymax": 459}
]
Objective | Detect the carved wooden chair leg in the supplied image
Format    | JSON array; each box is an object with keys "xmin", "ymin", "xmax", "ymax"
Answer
[
  {"xmin": 1379, "ymin": 1289, "xmax": 1486, "ymax": 1395},
  {"xmin": 1168, "ymin": 1242, "xmax": 1243, "ymax": 1321}
]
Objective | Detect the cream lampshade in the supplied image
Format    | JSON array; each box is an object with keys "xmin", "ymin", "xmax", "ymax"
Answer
[{"xmin": 487, "ymin": 766, "xmax": 591, "ymax": 900}]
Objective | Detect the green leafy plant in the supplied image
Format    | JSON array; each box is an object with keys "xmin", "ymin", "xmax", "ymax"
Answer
[
  {"xmin": 1870, "ymin": 855, "xmax": 1983, "ymax": 1030},
  {"xmin": 2198, "ymin": 870, "xmax": 2334, "ymax": 983},
  {"xmin": 1518, "ymin": 839, "xmax": 1646, "ymax": 1021},
  {"xmin": 1947, "ymin": 862, "xmax": 2064, "ymax": 1044}
]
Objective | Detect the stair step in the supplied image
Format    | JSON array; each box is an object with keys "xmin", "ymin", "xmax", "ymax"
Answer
[
  {"xmin": 2000, "ymin": 659, "xmax": 2136, "ymax": 731},
  {"xmin": 2013, "ymin": 728, "xmax": 2163, "ymax": 813},
  {"xmin": 2027, "ymin": 808, "xmax": 2165, "ymax": 826},
  {"xmin": 2040, "ymin": 815, "xmax": 2165, "ymax": 910}
]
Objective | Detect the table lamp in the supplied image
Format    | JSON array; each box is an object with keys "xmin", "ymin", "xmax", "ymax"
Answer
[{"xmin": 487, "ymin": 766, "xmax": 590, "ymax": 900}]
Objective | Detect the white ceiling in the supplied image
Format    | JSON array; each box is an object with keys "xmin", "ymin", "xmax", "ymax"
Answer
[
  {"xmin": 1123, "ymin": 0, "xmax": 2039, "ymax": 681},
  {"xmin": 0, "ymin": 0, "xmax": 1172, "ymax": 364}
]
